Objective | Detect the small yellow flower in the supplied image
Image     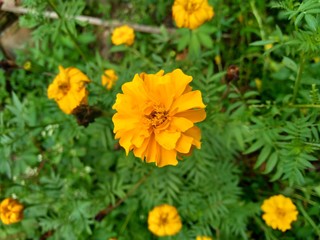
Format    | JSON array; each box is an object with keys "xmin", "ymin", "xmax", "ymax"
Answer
[
  {"xmin": 148, "ymin": 204, "xmax": 182, "ymax": 237},
  {"xmin": 0, "ymin": 198, "xmax": 24, "ymax": 225},
  {"xmin": 112, "ymin": 69, "xmax": 206, "ymax": 167},
  {"xmin": 196, "ymin": 236, "xmax": 213, "ymax": 240},
  {"xmin": 214, "ymin": 55, "xmax": 221, "ymax": 65},
  {"xmin": 23, "ymin": 61, "xmax": 32, "ymax": 71},
  {"xmin": 261, "ymin": 194, "xmax": 298, "ymax": 232},
  {"xmin": 101, "ymin": 69, "xmax": 118, "ymax": 90},
  {"xmin": 172, "ymin": 0, "xmax": 214, "ymax": 30},
  {"xmin": 264, "ymin": 44, "xmax": 273, "ymax": 51},
  {"xmin": 314, "ymin": 57, "xmax": 320, "ymax": 63},
  {"xmin": 111, "ymin": 25, "xmax": 135, "ymax": 46},
  {"xmin": 47, "ymin": 66, "xmax": 90, "ymax": 114},
  {"xmin": 255, "ymin": 78, "xmax": 262, "ymax": 92}
]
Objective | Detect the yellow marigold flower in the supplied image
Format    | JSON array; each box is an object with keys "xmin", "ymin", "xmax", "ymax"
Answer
[
  {"xmin": 47, "ymin": 66, "xmax": 90, "ymax": 114},
  {"xmin": 261, "ymin": 194, "xmax": 298, "ymax": 232},
  {"xmin": 172, "ymin": 0, "xmax": 214, "ymax": 30},
  {"xmin": 255, "ymin": 78, "xmax": 262, "ymax": 92},
  {"xmin": 111, "ymin": 25, "xmax": 135, "ymax": 46},
  {"xmin": 101, "ymin": 69, "xmax": 118, "ymax": 90},
  {"xmin": 264, "ymin": 43, "xmax": 273, "ymax": 51},
  {"xmin": 196, "ymin": 237, "xmax": 213, "ymax": 240},
  {"xmin": 148, "ymin": 204, "xmax": 182, "ymax": 237},
  {"xmin": 23, "ymin": 61, "xmax": 32, "ymax": 71},
  {"xmin": 0, "ymin": 198, "xmax": 24, "ymax": 225},
  {"xmin": 112, "ymin": 69, "xmax": 206, "ymax": 167}
]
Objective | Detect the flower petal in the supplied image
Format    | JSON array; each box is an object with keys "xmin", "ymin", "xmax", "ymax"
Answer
[
  {"xmin": 174, "ymin": 109, "xmax": 206, "ymax": 123},
  {"xmin": 171, "ymin": 90, "xmax": 205, "ymax": 113},
  {"xmin": 155, "ymin": 131, "xmax": 181, "ymax": 150}
]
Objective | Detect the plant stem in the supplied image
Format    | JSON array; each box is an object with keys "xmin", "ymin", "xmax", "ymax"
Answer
[
  {"xmin": 46, "ymin": 0, "xmax": 87, "ymax": 61},
  {"xmin": 291, "ymin": 56, "xmax": 306, "ymax": 104},
  {"xmin": 296, "ymin": 201, "xmax": 320, "ymax": 238},
  {"xmin": 289, "ymin": 103, "xmax": 320, "ymax": 109}
]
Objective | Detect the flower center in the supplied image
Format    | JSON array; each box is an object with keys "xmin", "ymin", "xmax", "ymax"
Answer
[
  {"xmin": 145, "ymin": 105, "xmax": 169, "ymax": 128},
  {"xmin": 58, "ymin": 82, "xmax": 70, "ymax": 95},
  {"xmin": 159, "ymin": 213, "xmax": 169, "ymax": 226},
  {"xmin": 185, "ymin": 0, "xmax": 202, "ymax": 12},
  {"xmin": 276, "ymin": 208, "xmax": 286, "ymax": 218}
]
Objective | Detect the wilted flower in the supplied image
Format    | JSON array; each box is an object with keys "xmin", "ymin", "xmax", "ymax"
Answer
[
  {"xmin": 0, "ymin": 198, "xmax": 24, "ymax": 225},
  {"xmin": 261, "ymin": 194, "xmax": 298, "ymax": 232},
  {"xmin": 112, "ymin": 69, "xmax": 206, "ymax": 167},
  {"xmin": 101, "ymin": 69, "xmax": 118, "ymax": 90},
  {"xmin": 111, "ymin": 25, "xmax": 135, "ymax": 46},
  {"xmin": 196, "ymin": 237, "xmax": 213, "ymax": 240},
  {"xmin": 172, "ymin": 0, "xmax": 214, "ymax": 29},
  {"xmin": 148, "ymin": 204, "xmax": 182, "ymax": 237},
  {"xmin": 47, "ymin": 66, "xmax": 90, "ymax": 114}
]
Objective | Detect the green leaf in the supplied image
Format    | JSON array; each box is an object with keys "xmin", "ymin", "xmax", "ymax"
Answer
[
  {"xmin": 282, "ymin": 56, "xmax": 298, "ymax": 72},
  {"xmin": 263, "ymin": 151, "xmax": 278, "ymax": 174},
  {"xmin": 305, "ymin": 14, "xmax": 317, "ymax": 31},
  {"xmin": 197, "ymin": 31, "xmax": 213, "ymax": 49},
  {"xmin": 250, "ymin": 40, "xmax": 277, "ymax": 46},
  {"xmin": 254, "ymin": 145, "xmax": 272, "ymax": 168}
]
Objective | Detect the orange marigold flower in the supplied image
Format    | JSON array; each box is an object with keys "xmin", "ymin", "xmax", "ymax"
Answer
[
  {"xmin": 112, "ymin": 69, "xmax": 206, "ymax": 167},
  {"xmin": 196, "ymin": 236, "xmax": 213, "ymax": 240},
  {"xmin": 261, "ymin": 194, "xmax": 298, "ymax": 232},
  {"xmin": 148, "ymin": 204, "xmax": 182, "ymax": 237},
  {"xmin": 47, "ymin": 66, "xmax": 90, "ymax": 114},
  {"xmin": 111, "ymin": 25, "xmax": 135, "ymax": 46},
  {"xmin": 172, "ymin": 0, "xmax": 214, "ymax": 30},
  {"xmin": 101, "ymin": 69, "xmax": 118, "ymax": 90},
  {"xmin": 0, "ymin": 198, "xmax": 24, "ymax": 225}
]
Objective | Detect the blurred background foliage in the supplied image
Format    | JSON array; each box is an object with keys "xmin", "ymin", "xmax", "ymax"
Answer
[{"xmin": 1, "ymin": 0, "xmax": 320, "ymax": 239}]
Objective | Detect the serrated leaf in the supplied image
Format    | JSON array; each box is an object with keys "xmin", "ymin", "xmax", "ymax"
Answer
[
  {"xmin": 263, "ymin": 151, "xmax": 278, "ymax": 174},
  {"xmin": 244, "ymin": 139, "xmax": 264, "ymax": 154},
  {"xmin": 254, "ymin": 145, "xmax": 272, "ymax": 168}
]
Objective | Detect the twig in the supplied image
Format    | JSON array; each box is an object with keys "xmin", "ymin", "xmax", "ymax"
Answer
[
  {"xmin": 95, "ymin": 170, "xmax": 152, "ymax": 221},
  {"xmin": 1, "ymin": 5, "xmax": 175, "ymax": 34}
]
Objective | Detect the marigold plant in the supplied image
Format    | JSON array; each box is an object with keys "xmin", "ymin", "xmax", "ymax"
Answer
[
  {"xmin": 111, "ymin": 25, "xmax": 135, "ymax": 46},
  {"xmin": 261, "ymin": 195, "xmax": 298, "ymax": 232},
  {"xmin": 148, "ymin": 204, "xmax": 182, "ymax": 237},
  {"xmin": 112, "ymin": 69, "xmax": 206, "ymax": 167},
  {"xmin": 47, "ymin": 66, "xmax": 90, "ymax": 114},
  {"xmin": 0, "ymin": 198, "xmax": 24, "ymax": 225},
  {"xmin": 172, "ymin": 0, "xmax": 214, "ymax": 29},
  {"xmin": 101, "ymin": 69, "xmax": 118, "ymax": 90}
]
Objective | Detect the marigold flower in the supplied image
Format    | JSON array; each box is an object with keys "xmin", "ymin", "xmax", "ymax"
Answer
[
  {"xmin": 172, "ymin": 0, "xmax": 214, "ymax": 30},
  {"xmin": 261, "ymin": 194, "xmax": 298, "ymax": 232},
  {"xmin": 148, "ymin": 204, "xmax": 182, "ymax": 237},
  {"xmin": 101, "ymin": 69, "xmax": 118, "ymax": 90},
  {"xmin": 196, "ymin": 237, "xmax": 212, "ymax": 240},
  {"xmin": 111, "ymin": 25, "xmax": 135, "ymax": 46},
  {"xmin": 0, "ymin": 198, "xmax": 24, "ymax": 225},
  {"xmin": 47, "ymin": 66, "xmax": 90, "ymax": 114},
  {"xmin": 112, "ymin": 69, "xmax": 206, "ymax": 167}
]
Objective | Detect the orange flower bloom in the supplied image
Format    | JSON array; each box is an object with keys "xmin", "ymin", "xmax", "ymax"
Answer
[
  {"xmin": 111, "ymin": 25, "xmax": 135, "ymax": 46},
  {"xmin": 47, "ymin": 66, "xmax": 90, "ymax": 114},
  {"xmin": 101, "ymin": 69, "xmax": 118, "ymax": 90},
  {"xmin": 0, "ymin": 198, "xmax": 24, "ymax": 225},
  {"xmin": 148, "ymin": 204, "xmax": 182, "ymax": 237},
  {"xmin": 112, "ymin": 69, "xmax": 206, "ymax": 167},
  {"xmin": 196, "ymin": 236, "xmax": 213, "ymax": 240},
  {"xmin": 261, "ymin": 195, "xmax": 298, "ymax": 232},
  {"xmin": 172, "ymin": 0, "xmax": 214, "ymax": 29}
]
